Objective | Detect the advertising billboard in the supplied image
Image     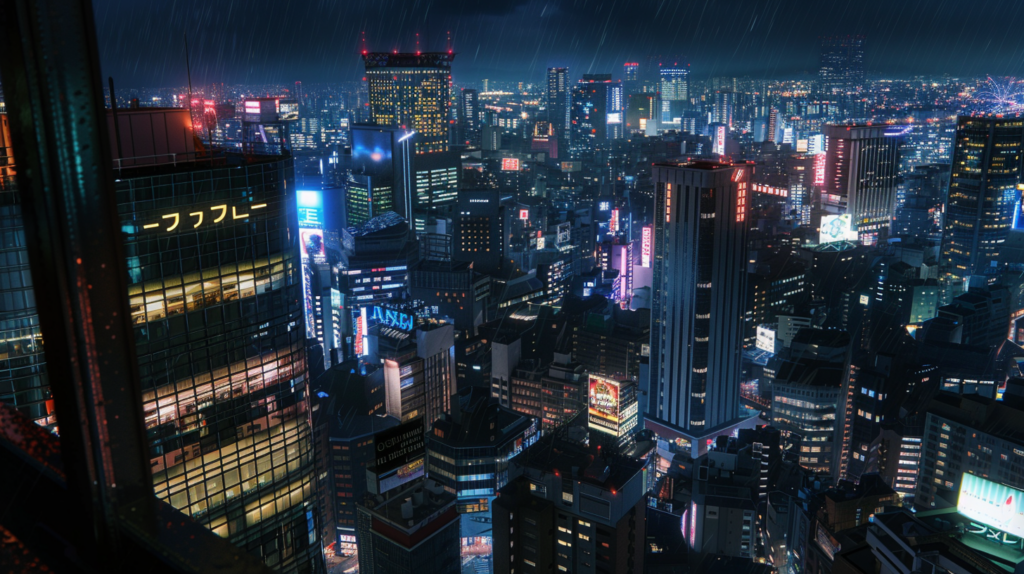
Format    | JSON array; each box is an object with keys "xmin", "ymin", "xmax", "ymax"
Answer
[
  {"xmin": 371, "ymin": 306, "xmax": 415, "ymax": 331},
  {"xmin": 957, "ymin": 473, "xmax": 1024, "ymax": 537},
  {"xmin": 300, "ymin": 228, "xmax": 325, "ymax": 261},
  {"xmin": 373, "ymin": 420, "xmax": 426, "ymax": 494},
  {"xmin": 588, "ymin": 375, "xmax": 621, "ymax": 435},
  {"xmin": 352, "ymin": 127, "xmax": 394, "ymax": 176},
  {"xmin": 714, "ymin": 124, "xmax": 726, "ymax": 156},
  {"xmin": 756, "ymin": 325, "xmax": 776, "ymax": 354},
  {"xmin": 278, "ymin": 100, "xmax": 299, "ymax": 121},
  {"xmin": 519, "ymin": 208, "xmax": 530, "ymax": 220},
  {"xmin": 819, "ymin": 214, "xmax": 857, "ymax": 244},
  {"xmin": 610, "ymin": 208, "xmax": 619, "ymax": 233},
  {"xmin": 641, "ymin": 225, "xmax": 653, "ymax": 268},
  {"xmin": 501, "ymin": 157, "xmax": 520, "ymax": 171},
  {"xmin": 297, "ymin": 189, "xmax": 323, "ymax": 228}
]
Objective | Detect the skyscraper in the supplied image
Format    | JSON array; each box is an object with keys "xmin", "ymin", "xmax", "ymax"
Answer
[
  {"xmin": 819, "ymin": 36, "xmax": 865, "ymax": 94},
  {"xmin": 569, "ymin": 74, "xmax": 624, "ymax": 156},
  {"xmin": 713, "ymin": 91, "xmax": 736, "ymax": 130},
  {"xmin": 115, "ymin": 109, "xmax": 320, "ymax": 573},
  {"xmin": 546, "ymin": 67, "xmax": 570, "ymax": 147},
  {"xmin": 362, "ymin": 52, "xmax": 455, "ymax": 155},
  {"xmin": 623, "ymin": 61, "xmax": 639, "ymax": 94},
  {"xmin": 659, "ymin": 63, "xmax": 689, "ymax": 125},
  {"xmin": 939, "ymin": 115, "xmax": 1024, "ymax": 300},
  {"xmin": 646, "ymin": 161, "xmax": 753, "ymax": 456},
  {"xmin": 458, "ymin": 88, "xmax": 479, "ymax": 147},
  {"xmin": 822, "ymin": 125, "xmax": 902, "ymax": 245}
]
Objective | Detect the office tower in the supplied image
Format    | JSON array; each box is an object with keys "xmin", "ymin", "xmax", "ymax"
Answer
[
  {"xmin": 822, "ymin": 125, "xmax": 902, "ymax": 245},
  {"xmin": 623, "ymin": 61, "xmax": 639, "ymax": 94},
  {"xmin": 647, "ymin": 161, "xmax": 753, "ymax": 456},
  {"xmin": 458, "ymin": 88, "xmax": 479, "ymax": 147},
  {"xmin": 713, "ymin": 91, "xmax": 735, "ymax": 129},
  {"xmin": 369, "ymin": 322, "xmax": 456, "ymax": 426},
  {"xmin": 940, "ymin": 116, "xmax": 1024, "ymax": 300},
  {"xmin": 819, "ymin": 35, "xmax": 865, "ymax": 94},
  {"xmin": 625, "ymin": 93, "xmax": 656, "ymax": 134},
  {"xmin": 427, "ymin": 386, "xmax": 538, "ymax": 562},
  {"xmin": 412, "ymin": 151, "xmax": 460, "ymax": 231},
  {"xmin": 0, "ymin": 114, "xmax": 52, "ymax": 428},
  {"xmin": 659, "ymin": 63, "xmax": 689, "ymax": 125},
  {"xmin": 572, "ymin": 307, "xmax": 650, "ymax": 384},
  {"xmin": 770, "ymin": 329, "xmax": 850, "ymax": 474},
  {"xmin": 362, "ymin": 52, "xmax": 454, "ymax": 155},
  {"xmin": 311, "ymin": 362, "xmax": 398, "ymax": 555},
  {"xmin": 492, "ymin": 435, "xmax": 650, "ymax": 574},
  {"xmin": 454, "ymin": 189, "xmax": 504, "ymax": 275},
  {"xmin": 570, "ymin": 74, "xmax": 624, "ymax": 156},
  {"xmin": 914, "ymin": 393, "xmax": 1024, "ymax": 509},
  {"xmin": 546, "ymin": 67, "xmax": 570, "ymax": 147},
  {"xmin": 767, "ymin": 107, "xmax": 779, "ymax": 143},
  {"xmin": 347, "ymin": 124, "xmax": 413, "ymax": 227},
  {"xmin": 356, "ymin": 477, "xmax": 461, "ymax": 574},
  {"xmin": 114, "ymin": 108, "xmax": 320, "ymax": 572}
]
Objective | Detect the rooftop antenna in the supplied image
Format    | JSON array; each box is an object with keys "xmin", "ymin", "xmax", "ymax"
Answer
[
  {"xmin": 447, "ymin": 30, "xmax": 452, "ymax": 53},
  {"xmin": 416, "ymin": 32, "xmax": 420, "ymax": 55},
  {"xmin": 361, "ymin": 31, "xmax": 367, "ymax": 55}
]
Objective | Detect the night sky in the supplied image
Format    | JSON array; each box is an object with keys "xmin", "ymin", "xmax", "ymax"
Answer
[{"xmin": 92, "ymin": 0, "xmax": 1024, "ymax": 88}]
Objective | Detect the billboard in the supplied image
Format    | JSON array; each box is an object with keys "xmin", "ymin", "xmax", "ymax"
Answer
[
  {"xmin": 610, "ymin": 208, "xmax": 619, "ymax": 233},
  {"xmin": 819, "ymin": 214, "xmax": 857, "ymax": 244},
  {"xmin": 957, "ymin": 473, "xmax": 1024, "ymax": 537},
  {"xmin": 756, "ymin": 325, "xmax": 776, "ymax": 354},
  {"xmin": 501, "ymin": 157, "xmax": 520, "ymax": 171},
  {"xmin": 588, "ymin": 375, "xmax": 621, "ymax": 435},
  {"xmin": 713, "ymin": 124, "xmax": 726, "ymax": 156},
  {"xmin": 519, "ymin": 208, "xmax": 530, "ymax": 220},
  {"xmin": 641, "ymin": 226, "xmax": 652, "ymax": 268},
  {"xmin": 297, "ymin": 189, "xmax": 323, "ymax": 228},
  {"xmin": 373, "ymin": 420, "xmax": 426, "ymax": 494},
  {"xmin": 279, "ymin": 100, "xmax": 300, "ymax": 121},
  {"xmin": 371, "ymin": 306, "xmax": 415, "ymax": 331}
]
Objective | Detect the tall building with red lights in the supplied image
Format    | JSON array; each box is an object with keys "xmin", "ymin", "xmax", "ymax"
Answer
[{"xmin": 362, "ymin": 52, "xmax": 455, "ymax": 155}]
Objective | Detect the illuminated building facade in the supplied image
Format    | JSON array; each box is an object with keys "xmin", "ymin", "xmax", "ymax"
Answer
[
  {"xmin": 648, "ymin": 162, "xmax": 751, "ymax": 451},
  {"xmin": 546, "ymin": 67, "xmax": 570, "ymax": 147},
  {"xmin": 939, "ymin": 116, "xmax": 1024, "ymax": 301},
  {"xmin": 914, "ymin": 393, "xmax": 1024, "ymax": 510},
  {"xmin": 0, "ymin": 114, "xmax": 52, "ymax": 427},
  {"xmin": 458, "ymin": 88, "xmax": 479, "ymax": 147},
  {"xmin": 626, "ymin": 93, "xmax": 656, "ymax": 134},
  {"xmin": 371, "ymin": 322, "xmax": 456, "ymax": 426},
  {"xmin": 822, "ymin": 125, "xmax": 902, "ymax": 245},
  {"xmin": 819, "ymin": 36, "xmax": 865, "ymax": 94},
  {"xmin": 659, "ymin": 64, "xmax": 689, "ymax": 125},
  {"xmin": 362, "ymin": 52, "xmax": 454, "ymax": 155},
  {"xmin": 713, "ymin": 91, "xmax": 736, "ymax": 130},
  {"xmin": 120, "ymin": 151, "xmax": 320, "ymax": 572}
]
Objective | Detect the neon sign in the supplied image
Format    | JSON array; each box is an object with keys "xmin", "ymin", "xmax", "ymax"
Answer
[
  {"xmin": 641, "ymin": 226, "xmax": 652, "ymax": 268},
  {"xmin": 372, "ymin": 306, "xmax": 414, "ymax": 331},
  {"xmin": 142, "ymin": 203, "xmax": 267, "ymax": 232}
]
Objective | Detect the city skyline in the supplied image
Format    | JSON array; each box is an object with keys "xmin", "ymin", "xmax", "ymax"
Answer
[{"xmin": 92, "ymin": 0, "xmax": 1024, "ymax": 87}]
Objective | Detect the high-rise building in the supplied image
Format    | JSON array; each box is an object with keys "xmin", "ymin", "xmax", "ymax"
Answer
[
  {"xmin": 362, "ymin": 52, "xmax": 454, "ymax": 155},
  {"xmin": 370, "ymin": 322, "xmax": 456, "ymax": 426},
  {"xmin": 819, "ymin": 36, "xmax": 865, "ymax": 94},
  {"xmin": 822, "ymin": 125, "xmax": 902, "ymax": 245},
  {"xmin": 546, "ymin": 67, "xmax": 570, "ymax": 147},
  {"xmin": 713, "ymin": 91, "xmax": 736, "ymax": 130},
  {"xmin": 625, "ymin": 93, "xmax": 656, "ymax": 134},
  {"xmin": 347, "ymin": 124, "xmax": 413, "ymax": 227},
  {"xmin": 492, "ymin": 435, "xmax": 650, "ymax": 574},
  {"xmin": 570, "ymin": 74, "xmax": 624, "ymax": 156},
  {"xmin": 115, "ymin": 109, "xmax": 320, "ymax": 573},
  {"xmin": 454, "ymin": 189, "xmax": 505, "ymax": 275},
  {"xmin": 939, "ymin": 115, "xmax": 1024, "ymax": 300},
  {"xmin": 659, "ymin": 64, "xmax": 689, "ymax": 126},
  {"xmin": 647, "ymin": 161, "xmax": 754, "ymax": 457},
  {"xmin": 458, "ymin": 88, "xmax": 479, "ymax": 147}
]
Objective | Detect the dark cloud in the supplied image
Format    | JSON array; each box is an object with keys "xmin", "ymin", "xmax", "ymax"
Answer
[{"xmin": 92, "ymin": 0, "xmax": 1024, "ymax": 88}]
